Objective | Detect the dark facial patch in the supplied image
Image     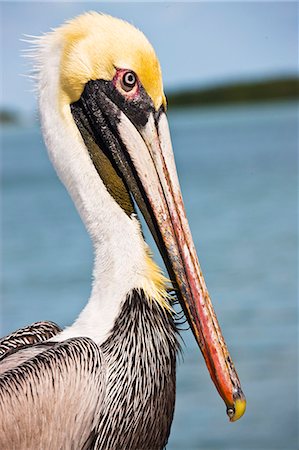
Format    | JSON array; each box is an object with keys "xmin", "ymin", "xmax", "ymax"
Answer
[
  {"xmin": 70, "ymin": 79, "xmax": 159, "ymax": 229},
  {"xmin": 85, "ymin": 78, "xmax": 155, "ymax": 128}
]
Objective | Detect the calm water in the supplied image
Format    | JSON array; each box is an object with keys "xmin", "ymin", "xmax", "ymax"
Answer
[{"xmin": 1, "ymin": 102, "xmax": 298, "ymax": 449}]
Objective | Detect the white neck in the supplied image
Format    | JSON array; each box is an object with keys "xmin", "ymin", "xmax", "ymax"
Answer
[{"xmin": 37, "ymin": 33, "xmax": 153, "ymax": 344}]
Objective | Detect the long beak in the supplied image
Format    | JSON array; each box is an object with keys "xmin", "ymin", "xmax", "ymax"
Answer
[
  {"xmin": 71, "ymin": 86, "xmax": 246, "ymax": 421},
  {"xmin": 116, "ymin": 109, "xmax": 246, "ymax": 422}
]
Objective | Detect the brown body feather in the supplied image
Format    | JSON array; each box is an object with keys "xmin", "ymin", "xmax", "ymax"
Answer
[{"xmin": 0, "ymin": 291, "xmax": 178, "ymax": 450}]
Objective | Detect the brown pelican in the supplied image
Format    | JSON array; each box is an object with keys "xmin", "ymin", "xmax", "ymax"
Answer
[{"xmin": 0, "ymin": 12, "xmax": 246, "ymax": 449}]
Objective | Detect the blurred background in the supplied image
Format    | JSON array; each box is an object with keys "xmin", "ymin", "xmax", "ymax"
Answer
[{"xmin": 1, "ymin": 2, "xmax": 298, "ymax": 449}]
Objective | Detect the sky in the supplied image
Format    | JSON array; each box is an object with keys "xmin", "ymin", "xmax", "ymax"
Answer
[{"xmin": 1, "ymin": 1, "xmax": 298, "ymax": 114}]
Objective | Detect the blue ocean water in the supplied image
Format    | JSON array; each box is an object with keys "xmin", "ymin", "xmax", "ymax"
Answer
[{"xmin": 1, "ymin": 102, "xmax": 297, "ymax": 449}]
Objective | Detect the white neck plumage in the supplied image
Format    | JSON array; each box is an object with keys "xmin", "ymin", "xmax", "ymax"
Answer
[{"xmin": 37, "ymin": 33, "xmax": 160, "ymax": 344}]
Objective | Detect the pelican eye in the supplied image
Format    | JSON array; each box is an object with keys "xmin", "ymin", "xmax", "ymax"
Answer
[{"xmin": 121, "ymin": 71, "xmax": 137, "ymax": 92}]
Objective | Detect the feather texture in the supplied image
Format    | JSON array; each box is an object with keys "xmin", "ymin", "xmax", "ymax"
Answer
[
  {"xmin": 96, "ymin": 290, "xmax": 178, "ymax": 449},
  {"xmin": 0, "ymin": 321, "xmax": 61, "ymax": 361},
  {"xmin": 0, "ymin": 338, "xmax": 106, "ymax": 450},
  {"xmin": 0, "ymin": 291, "xmax": 178, "ymax": 449}
]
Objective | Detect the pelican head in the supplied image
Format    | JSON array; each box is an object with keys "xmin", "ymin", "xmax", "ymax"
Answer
[{"xmin": 35, "ymin": 12, "xmax": 245, "ymax": 421}]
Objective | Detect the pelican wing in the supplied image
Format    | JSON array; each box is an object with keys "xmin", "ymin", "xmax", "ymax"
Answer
[
  {"xmin": 0, "ymin": 337, "xmax": 106, "ymax": 450},
  {"xmin": 0, "ymin": 321, "xmax": 62, "ymax": 360}
]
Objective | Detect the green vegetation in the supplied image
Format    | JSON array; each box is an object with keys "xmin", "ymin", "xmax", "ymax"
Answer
[
  {"xmin": 166, "ymin": 76, "xmax": 299, "ymax": 108},
  {"xmin": 0, "ymin": 109, "xmax": 20, "ymax": 125}
]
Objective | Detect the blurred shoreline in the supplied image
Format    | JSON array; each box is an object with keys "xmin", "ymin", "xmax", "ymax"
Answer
[
  {"xmin": 167, "ymin": 75, "xmax": 299, "ymax": 108},
  {"xmin": 1, "ymin": 75, "xmax": 298, "ymax": 126}
]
